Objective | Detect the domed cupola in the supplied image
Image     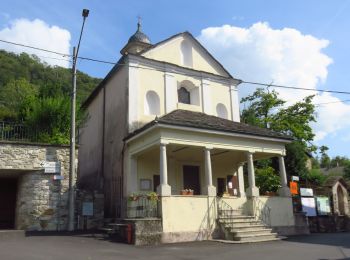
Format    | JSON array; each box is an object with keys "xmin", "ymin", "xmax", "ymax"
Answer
[{"xmin": 121, "ymin": 19, "xmax": 152, "ymax": 55}]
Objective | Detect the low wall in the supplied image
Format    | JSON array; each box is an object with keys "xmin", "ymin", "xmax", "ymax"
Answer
[{"xmin": 161, "ymin": 196, "xmax": 217, "ymax": 243}]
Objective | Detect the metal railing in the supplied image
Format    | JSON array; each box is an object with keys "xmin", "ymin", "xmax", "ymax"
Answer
[
  {"xmin": 217, "ymin": 198, "xmax": 238, "ymax": 219},
  {"xmin": 253, "ymin": 197, "xmax": 272, "ymax": 227},
  {"xmin": 125, "ymin": 196, "xmax": 160, "ymax": 218},
  {"xmin": 0, "ymin": 121, "xmax": 38, "ymax": 142}
]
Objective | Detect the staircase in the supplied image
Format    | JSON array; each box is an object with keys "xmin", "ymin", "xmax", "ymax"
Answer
[{"xmin": 217, "ymin": 201, "xmax": 281, "ymax": 243}]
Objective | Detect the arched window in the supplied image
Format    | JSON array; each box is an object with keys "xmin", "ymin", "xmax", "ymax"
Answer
[
  {"xmin": 180, "ymin": 40, "xmax": 193, "ymax": 67},
  {"xmin": 216, "ymin": 103, "xmax": 228, "ymax": 119},
  {"xmin": 178, "ymin": 87, "xmax": 191, "ymax": 104},
  {"xmin": 144, "ymin": 91, "xmax": 160, "ymax": 115}
]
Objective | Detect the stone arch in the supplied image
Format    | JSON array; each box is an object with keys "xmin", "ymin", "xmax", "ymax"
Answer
[
  {"xmin": 216, "ymin": 103, "xmax": 228, "ymax": 119},
  {"xmin": 177, "ymin": 80, "xmax": 200, "ymax": 106},
  {"xmin": 144, "ymin": 90, "xmax": 160, "ymax": 115},
  {"xmin": 180, "ymin": 40, "xmax": 193, "ymax": 68}
]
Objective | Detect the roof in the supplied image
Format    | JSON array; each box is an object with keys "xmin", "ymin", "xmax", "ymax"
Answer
[
  {"xmin": 82, "ymin": 31, "xmax": 241, "ymax": 109},
  {"xmin": 323, "ymin": 176, "xmax": 349, "ymax": 189},
  {"xmin": 139, "ymin": 31, "xmax": 234, "ymax": 79},
  {"xmin": 125, "ymin": 109, "xmax": 294, "ymax": 141},
  {"xmin": 128, "ymin": 22, "xmax": 151, "ymax": 44}
]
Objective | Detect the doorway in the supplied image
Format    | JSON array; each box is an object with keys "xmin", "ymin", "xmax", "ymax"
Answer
[
  {"xmin": 183, "ymin": 165, "xmax": 200, "ymax": 195},
  {"xmin": 0, "ymin": 178, "xmax": 18, "ymax": 229},
  {"xmin": 217, "ymin": 178, "xmax": 225, "ymax": 196}
]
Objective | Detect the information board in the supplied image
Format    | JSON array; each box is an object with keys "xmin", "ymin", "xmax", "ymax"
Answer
[
  {"xmin": 301, "ymin": 197, "xmax": 317, "ymax": 216},
  {"xmin": 316, "ymin": 197, "xmax": 331, "ymax": 215}
]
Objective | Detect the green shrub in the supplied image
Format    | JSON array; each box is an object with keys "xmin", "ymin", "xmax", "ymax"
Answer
[{"xmin": 255, "ymin": 167, "xmax": 281, "ymax": 194}]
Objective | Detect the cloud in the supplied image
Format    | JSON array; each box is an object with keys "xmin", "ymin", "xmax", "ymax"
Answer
[
  {"xmin": 0, "ymin": 18, "xmax": 71, "ymax": 67},
  {"xmin": 198, "ymin": 22, "xmax": 350, "ymax": 142}
]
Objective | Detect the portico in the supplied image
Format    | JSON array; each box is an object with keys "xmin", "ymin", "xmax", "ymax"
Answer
[{"xmin": 124, "ymin": 110, "xmax": 292, "ymax": 199}]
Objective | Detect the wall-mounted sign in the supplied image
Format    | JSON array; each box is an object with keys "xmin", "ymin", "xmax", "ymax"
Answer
[
  {"xmin": 40, "ymin": 161, "xmax": 61, "ymax": 174},
  {"xmin": 301, "ymin": 197, "xmax": 317, "ymax": 216},
  {"xmin": 82, "ymin": 202, "xmax": 93, "ymax": 216},
  {"xmin": 292, "ymin": 176, "xmax": 300, "ymax": 182},
  {"xmin": 316, "ymin": 197, "xmax": 331, "ymax": 215},
  {"xmin": 53, "ymin": 175, "xmax": 64, "ymax": 180},
  {"xmin": 290, "ymin": 181, "xmax": 298, "ymax": 195},
  {"xmin": 300, "ymin": 188, "xmax": 313, "ymax": 197}
]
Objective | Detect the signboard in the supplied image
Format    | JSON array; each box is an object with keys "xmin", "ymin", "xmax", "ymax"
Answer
[
  {"xmin": 53, "ymin": 175, "xmax": 64, "ymax": 180},
  {"xmin": 82, "ymin": 202, "xmax": 93, "ymax": 216},
  {"xmin": 40, "ymin": 161, "xmax": 61, "ymax": 174},
  {"xmin": 300, "ymin": 188, "xmax": 313, "ymax": 197},
  {"xmin": 292, "ymin": 176, "xmax": 300, "ymax": 182},
  {"xmin": 316, "ymin": 197, "xmax": 331, "ymax": 215},
  {"xmin": 290, "ymin": 181, "xmax": 299, "ymax": 195},
  {"xmin": 301, "ymin": 197, "xmax": 317, "ymax": 216}
]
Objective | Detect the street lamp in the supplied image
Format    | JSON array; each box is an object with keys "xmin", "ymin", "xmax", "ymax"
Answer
[{"xmin": 68, "ymin": 8, "xmax": 89, "ymax": 231}]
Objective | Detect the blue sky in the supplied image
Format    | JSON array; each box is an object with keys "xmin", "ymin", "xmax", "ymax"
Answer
[{"xmin": 1, "ymin": 0, "xmax": 350, "ymax": 158}]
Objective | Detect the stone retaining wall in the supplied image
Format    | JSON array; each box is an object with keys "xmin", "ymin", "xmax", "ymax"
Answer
[{"xmin": 0, "ymin": 142, "xmax": 75, "ymax": 231}]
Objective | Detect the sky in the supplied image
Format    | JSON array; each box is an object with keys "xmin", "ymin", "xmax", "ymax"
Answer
[{"xmin": 1, "ymin": 0, "xmax": 350, "ymax": 158}]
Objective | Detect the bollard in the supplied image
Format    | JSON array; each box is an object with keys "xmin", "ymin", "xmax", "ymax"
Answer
[{"xmin": 126, "ymin": 224, "xmax": 132, "ymax": 244}]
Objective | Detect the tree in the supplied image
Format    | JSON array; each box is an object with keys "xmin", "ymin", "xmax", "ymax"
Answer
[
  {"xmin": 255, "ymin": 167, "xmax": 281, "ymax": 194},
  {"xmin": 319, "ymin": 145, "xmax": 331, "ymax": 169},
  {"xmin": 241, "ymin": 88, "xmax": 316, "ymax": 178},
  {"xmin": 0, "ymin": 78, "xmax": 38, "ymax": 121}
]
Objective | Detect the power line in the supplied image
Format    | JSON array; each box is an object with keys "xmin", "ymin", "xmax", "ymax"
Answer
[
  {"xmin": 0, "ymin": 39, "xmax": 71, "ymax": 57},
  {"xmin": 2, "ymin": 38, "xmax": 350, "ymax": 96},
  {"xmin": 241, "ymin": 81, "xmax": 350, "ymax": 95}
]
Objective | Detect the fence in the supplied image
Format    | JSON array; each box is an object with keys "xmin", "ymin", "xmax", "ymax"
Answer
[
  {"xmin": 124, "ymin": 195, "xmax": 160, "ymax": 218},
  {"xmin": 0, "ymin": 122, "xmax": 38, "ymax": 142}
]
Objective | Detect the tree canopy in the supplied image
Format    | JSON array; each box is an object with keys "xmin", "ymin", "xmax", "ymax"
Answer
[
  {"xmin": 0, "ymin": 50, "xmax": 101, "ymax": 144},
  {"xmin": 241, "ymin": 88, "xmax": 317, "ymax": 185}
]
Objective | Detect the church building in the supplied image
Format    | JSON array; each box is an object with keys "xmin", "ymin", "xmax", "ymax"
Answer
[{"xmin": 78, "ymin": 21, "xmax": 306, "ymax": 243}]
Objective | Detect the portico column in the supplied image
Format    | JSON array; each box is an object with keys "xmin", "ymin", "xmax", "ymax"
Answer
[
  {"xmin": 278, "ymin": 156, "xmax": 291, "ymax": 197},
  {"xmin": 204, "ymin": 147, "xmax": 216, "ymax": 196},
  {"xmin": 246, "ymin": 152, "xmax": 259, "ymax": 197},
  {"xmin": 157, "ymin": 143, "xmax": 171, "ymax": 196},
  {"xmin": 237, "ymin": 164, "xmax": 246, "ymax": 197}
]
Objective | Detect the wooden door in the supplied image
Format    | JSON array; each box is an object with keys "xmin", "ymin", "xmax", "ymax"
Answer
[{"xmin": 183, "ymin": 165, "xmax": 200, "ymax": 195}]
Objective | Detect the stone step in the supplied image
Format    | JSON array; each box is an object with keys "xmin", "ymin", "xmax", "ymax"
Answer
[
  {"xmin": 219, "ymin": 216, "xmax": 256, "ymax": 222},
  {"xmin": 232, "ymin": 228, "xmax": 273, "ymax": 236},
  {"xmin": 219, "ymin": 215, "xmax": 254, "ymax": 220},
  {"xmin": 233, "ymin": 233, "xmax": 278, "ymax": 242},
  {"xmin": 219, "ymin": 220, "xmax": 261, "ymax": 226},
  {"xmin": 229, "ymin": 224, "xmax": 268, "ymax": 231},
  {"xmin": 218, "ymin": 209, "xmax": 244, "ymax": 216}
]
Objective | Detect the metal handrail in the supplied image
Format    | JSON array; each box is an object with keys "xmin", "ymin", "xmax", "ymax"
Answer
[
  {"xmin": 217, "ymin": 197, "xmax": 240, "ymax": 219},
  {"xmin": 253, "ymin": 197, "xmax": 272, "ymax": 227}
]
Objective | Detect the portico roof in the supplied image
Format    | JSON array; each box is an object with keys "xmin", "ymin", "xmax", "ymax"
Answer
[{"xmin": 125, "ymin": 109, "xmax": 293, "ymax": 141}]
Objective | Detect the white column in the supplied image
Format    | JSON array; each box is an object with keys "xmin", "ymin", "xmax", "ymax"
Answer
[
  {"xmin": 126, "ymin": 154, "xmax": 138, "ymax": 195},
  {"xmin": 164, "ymin": 71, "xmax": 177, "ymax": 113},
  {"xmin": 229, "ymin": 85, "xmax": 240, "ymax": 122},
  {"xmin": 237, "ymin": 164, "xmax": 246, "ymax": 197},
  {"xmin": 204, "ymin": 147, "xmax": 216, "ymax": 196},
  {"xmin": 157, "ymin": 143, "xmax": 171, "ymax": 196},
  {"xmin": 201, "ymin": 79, "xmax": 212, "ymax": 115},
  {"xmin": 278, "ymin": 156, "xmax": 291, "ymax": 197},
  {"xmin": 246, "ymin": 152, "xmax": 259, "ymax": 197},
  {"xmin": 128, "ymin": 60, "xmax": 139, "ymax": 131}
]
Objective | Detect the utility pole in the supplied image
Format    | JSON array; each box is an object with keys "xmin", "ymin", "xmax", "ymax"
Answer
[{"xmin": 68, "ymin": 9, "xmax": 89, "ymax": 231}]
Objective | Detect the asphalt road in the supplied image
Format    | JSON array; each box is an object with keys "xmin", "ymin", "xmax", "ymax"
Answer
[{"xmin": 1, "ymin": 232, "xmax": 350, "ymax": 260}]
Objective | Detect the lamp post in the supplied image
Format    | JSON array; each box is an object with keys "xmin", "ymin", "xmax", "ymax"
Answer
[{"xmin": 68, "ymin": 8, "xmax": 89, "ymax": 231}]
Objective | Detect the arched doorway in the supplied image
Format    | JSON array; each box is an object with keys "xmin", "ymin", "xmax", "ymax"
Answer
[{"xmin": 337, "ymin": 185, "xmax": 345, "ymax": 215}]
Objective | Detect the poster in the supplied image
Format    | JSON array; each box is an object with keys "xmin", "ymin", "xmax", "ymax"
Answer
[
  {"xmin": 300, "ymin": 188, "xmax": 314, "ymax": 197},
  {"xmin": 301, "ymin": 197, "xmax": 317, "ymax": 216},
  {"xmin": 316, "ymin": 197, "xmax": 331, "ymax": 215},
  {"xmin": 290, "ymin": 181, "xmax": 298, "ymax": 195}
]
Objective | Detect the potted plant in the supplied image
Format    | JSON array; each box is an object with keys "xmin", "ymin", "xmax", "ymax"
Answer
[
  {"xmin": 181, "ymin": 189, "xmax": 194, "ymax": 195},
  {"xmin": 147, "ymin": 192, "xmax": 159, "ymax": 202},
  {"xmin": 128, "ymin": 193, "xmax": 139, "ymax": 201}
]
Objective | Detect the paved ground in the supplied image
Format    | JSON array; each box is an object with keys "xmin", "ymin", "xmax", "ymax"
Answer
[{"xmin": 0, "ymin": 232, "xmax": 350, "ymax": 260}]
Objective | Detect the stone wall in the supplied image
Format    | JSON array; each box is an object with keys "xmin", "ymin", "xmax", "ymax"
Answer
[{"xmin": 0, "ymin": 142, "xmax": 74, "ymax": 231}]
